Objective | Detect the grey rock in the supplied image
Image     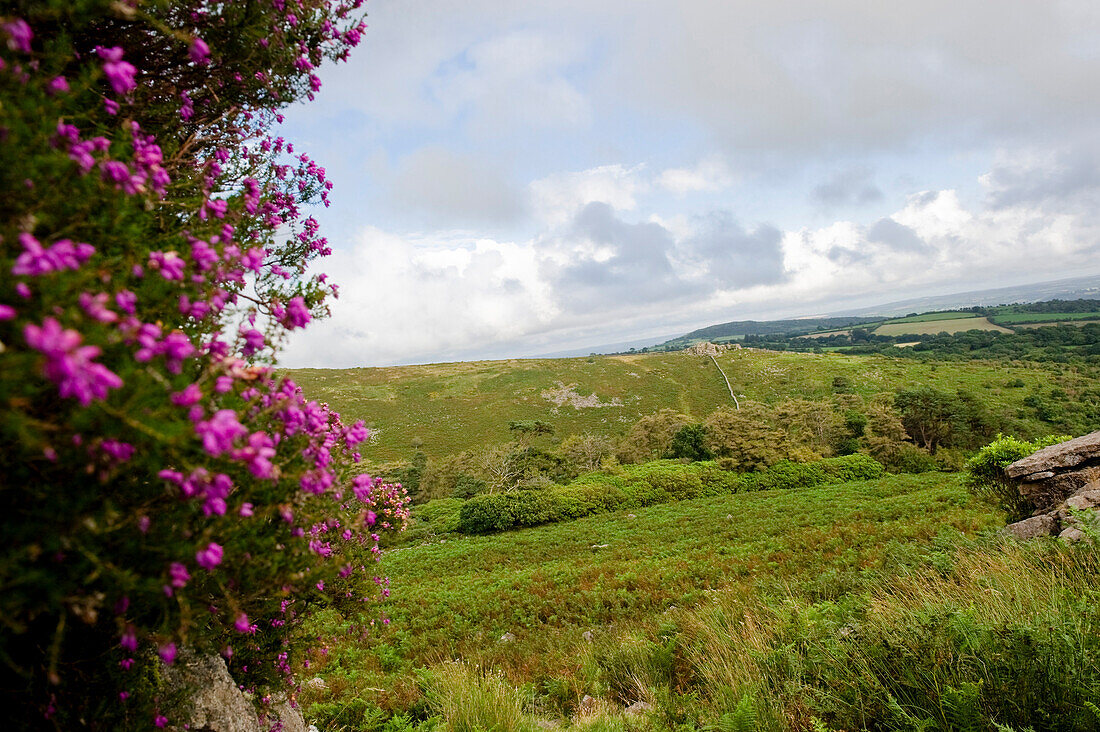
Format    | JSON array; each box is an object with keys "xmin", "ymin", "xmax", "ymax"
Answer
[
  {"xmin": 1005, "ymin": 515, "xmax": 1056, "ymax": 540},
  {"xmin": 500, "ymin": 632, "xmax": 516, "ymax": 643},
  {"xmin": 1022, "ymin": 471, "xmax": 1056, "ymax": 481},
  {"xmin": 591, "ymin": 544, "xmax": 610, "ymax": 549},
  {"xmin": 163, "ymin": 651, "xmax": 306, "ymax": 732},
  {"xmin": 625, "ymin": 514, "xmax": 637, "ymax": 519},
  {"xmin": 577, "ymin": 695, "xmax": 598, "ymax": 715},
  {"xmin": 582, "ymin": 630, "xmax": 594, "ymax": 643},
  {"xmin": 306, "ymin": 677, "xmax": 327, "ymax": 692},
  {"xmin": 625, "ymin": 700, "xmax": 653, "ymax": 715},
  {"xmin": 1006, "ymin": 431, "xmax": 1100, "ymax": 478},
  {"xmin": 1059, "ymin": 527, "xmax": 1086, "ymax": 542}
]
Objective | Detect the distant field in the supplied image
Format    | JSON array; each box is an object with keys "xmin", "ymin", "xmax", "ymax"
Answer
[
  {"xmin": 288, "ymin": 349, "xmax": 1079, "ymax": 461},
  {"xmin": 1015, "ymin": 319, "xmax": 1100, "ymax": 329},
  {"xmin": 990, "ymin": 311, "xmax": 1100, "ymax": 325},
  {"xmin": 873, "ymin": 317, "xmax": 1012, "ymax": 337},
  {"xmin": 881, "ymin": 311, "xmax": 977, "ymax": 324}
]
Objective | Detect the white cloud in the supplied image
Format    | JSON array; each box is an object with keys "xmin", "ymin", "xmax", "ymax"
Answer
[
  {"xmin": 284, "ymin": 153, "xmax": 1100, "ymax": 367},
  {"xmin": 657, "ymin": 158, "xmax": 735, "ymax": 196},
  {"xmin": 528, "ymin": 164, "xmax": 646, "ymax": 227}
]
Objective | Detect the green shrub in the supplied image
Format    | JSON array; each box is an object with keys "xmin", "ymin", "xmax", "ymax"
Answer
[
  {"xmin": 417, "ymin": 499, "xmax": 465, "ymax": 534},
  {"xmin": 749, "ymin": 460, "xmax": 829, "ymax": 491},
  {"xmin": 818, "ymin": 453, "xmax": 886, "ymax": 482},
  {"xmin": 965, "ymin": 433, "xmax": 1069, "ymax": 520},
  {"xmin": 457, "ymin": 494, "xmax": 516, "ymax": 534}
]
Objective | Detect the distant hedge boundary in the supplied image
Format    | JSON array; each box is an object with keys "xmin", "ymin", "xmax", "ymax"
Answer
[{"xmin": 457, "ymin": 454, "xmax": 885, "ymax": 534}]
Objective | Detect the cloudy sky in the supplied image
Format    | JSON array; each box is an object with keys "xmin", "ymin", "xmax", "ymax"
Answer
[{"xmin": 280, "ymin": 0, "xmax": 1100, "ymax": 367}]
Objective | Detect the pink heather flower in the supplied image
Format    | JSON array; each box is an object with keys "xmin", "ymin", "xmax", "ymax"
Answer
[
  {"xmin": 24, "ymin": 318, "xmax": 123, "ymax": 405},
  {"xmin": 79, "ymin": 292, "xmax": 118, "ymax": 323},
  {"xmin": 12, "ymin": 233, "xmax": 94, "ymax": 276},
  {"xmin": 3, "ymin": 20, "xmax": 32, "ymax": 53},
  {"xmin": 283, "ymin": 297, "xmax": 311, "ymax": 329},
  {"xmin": 104, "ymin": 98, "xmax": 120, "ymax": 115},
  {"xmin": 119, "ymin": 691, "xmax": 130, "ymax": 701},
  {"xmin": 189, "ymin": 37, "xmax": 210, "ymax": 65},
  {"xmin": 47, "ymin": 76, "xmax": 69, "ymax": 95},
  {"xmin": 240, "ymin": 328, "xmax": 265, "ymax": 357},
  {"xmin": 116, "ymin": 291, "xmax": 136, "ymax": 316},
  {"xmin": 239, "ymin": 502, "xmax": 254, "ymax": 517},
  {"xmin": 101, "ymin": 439, "xmax": 134, "ymax": 462},
  {"xmin": 96, "ymin": 46, "xmax": 137, "ymax": 95},
  {"xmin": 154, "ymin": 714, "xmax": 168, "ymax": 727},
  {"xmin": 179, "ymin": 91, "xmax": 194, "ymax": 121},
  {"xmin": 137, "ymin": 516, "xmax": 151, "ymax": 533},
  {"xmin": 195, "ymin": 542, "xmax": 223, "ymax": 571},
  {"xmin": 345, "ymin": 420, "xmax": 370, "ymax": 448},
  {"xmin": 120, "ymin": 627, "xmax": 138, "ymax": 652},
  {"xmin": 234, "ymin": 613, "xmax": 250, "ymax": 633},
  {"xmin": 195, "ymin": 409, "xmax": 247, "ymax": 456},
  {"xmin": 214, "ymin": 375, "xmax": 234, "ymax": 394},
  {"xmin": 0, "ymin": 304, "xmax": 14, "ymax": 320},
  {"xmin": 168, "ymin": 562, "xmax": 190, "ymax": 588},
  {"xmin": 148, "ymin": 251, "xmax": 185, "ymax": 280},
  {"xmin": 171, "ymin": 384, "xmax": 202, "ymax": 406},
  {"xmin": 158, "ymin": 643, "xmax": 176, "ymax": 665},
  {"xmin": 232, "ymin": 431, "xmax": 277, "ymax": 479}
]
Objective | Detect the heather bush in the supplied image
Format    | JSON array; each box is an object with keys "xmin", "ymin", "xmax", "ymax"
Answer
[{"xmin": 0, "ymin": 3, "xmax": 408, "ymax": 728}]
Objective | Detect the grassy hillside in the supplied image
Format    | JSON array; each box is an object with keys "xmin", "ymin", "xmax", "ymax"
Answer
[
  {"xmin": 289, "ymin": 350, "xmax": 1081, "ymax": 461},
  {"xmin": 295, "ymin": 471, "xmax": 1098, "ymax": 731}
]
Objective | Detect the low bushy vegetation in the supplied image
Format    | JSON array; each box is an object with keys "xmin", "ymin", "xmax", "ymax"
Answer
[{"xmin": 455, "ymin": 454, "xmax": 884, "ymax": 534}]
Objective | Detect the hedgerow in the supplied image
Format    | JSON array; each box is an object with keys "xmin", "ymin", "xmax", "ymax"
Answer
[{"xmin": 0, "ymin": 3, "xmax": 408, "ymax": 728}]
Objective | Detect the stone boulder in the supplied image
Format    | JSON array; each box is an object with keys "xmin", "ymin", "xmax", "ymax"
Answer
[
  {"xmin": 1002, "ymin": 431, "xmax": 1100, "ymax": 541},
  {"xmin": 163, "ymin": 650, "xmax": 306, "ymax": 732},
  {"xmin": 684, "ymin": 341, "xmax": 739, "ymax": 356}
]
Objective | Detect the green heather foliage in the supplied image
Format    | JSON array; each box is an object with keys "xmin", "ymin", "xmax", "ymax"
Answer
[
  {"xmin": 457, "ymin": 454, "xmax": 883, "ymax": 534},
  {"xmin": 965, "ymin": 433, "xmax": 1071, "ymax": 520}
]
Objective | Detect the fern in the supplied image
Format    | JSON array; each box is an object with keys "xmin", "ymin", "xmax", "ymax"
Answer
[
  {"xmin": 714, "ymin": 693, "xmax": 757, "ymax": 732},
  {"xmin": 942, "ymin": 681, "xmax": 984, "ymax": 732}
]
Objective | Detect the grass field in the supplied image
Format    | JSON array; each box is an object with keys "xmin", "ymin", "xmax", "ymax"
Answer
[
  {"xmin": 288, "ymin": 350, "xmax": 1078, "ymax": 461},
  {"xmin": 990, "ymin": 311, "xmax": 1100, "ymax": 325},
  {"xmin": 300, "ymin": 472, "xmax": 1018, "ymax": 729},
  {"xmin": 880, "ymin": 311, "xmax": 978, "ymax": 324},
  {"xmin": 872, "ymin": 316, "xmax": 1012, "ymax": 337}
]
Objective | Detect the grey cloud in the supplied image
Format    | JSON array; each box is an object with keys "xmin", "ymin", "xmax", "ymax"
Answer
[
  {"xmin": 984, "ymin": 150, "xmax": 1100, "ymax": 209},
  {"xmin": 681, "ymin": 212, "xmax": 788, "ymax": 287},
  {"xmin": 388, "ymin": 146, "xmax": 526, "ymax": 226},
  {"xmin": 813, "ymin": 167, "xmax": 883, "ymax": 206},
  {"xmin": 541, "ymin": 202, "xmax": 693, "ymax": 312},
  {"xmin": 867, "ymin": 218, "xmax": 927, "ymax": 252}
]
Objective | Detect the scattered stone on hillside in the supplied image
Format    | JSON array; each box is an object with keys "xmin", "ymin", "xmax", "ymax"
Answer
[
  {"xmin": 306, "ymin": 677, "xmax": 327, "ymax": 691},
  {"xmin": 541, "ymin": 381, "xmax": 623, "ymax": 409},
  {"xmin": 577, "ymin": 696, "xmax": 599, "ymax": 716},
  {"xmin": 582, "ymin": 630, "xmax": 594, "ymax": 643},
  {"xmin": 1005, "ymin": 515, "xmax": 1056, "ymax": 540},
  {"xmin": 625, "ymin": 513, "xmax": 636, "ymax": 519},
  {"xmin": 684, "ymin": 341, "xmax": 740, "ymax": 356},
  {"xmin": 163, "ymin": 650, "xmax": 307, "ymax": 732},
  {"xmin": 625, "ymin": 700, "xmax": 654, "ymax": 716},
  {"xmin": 1002, "ymin": 431, "xmax": 1100, "ymax": 540},
  {"xmin": 499, "ymin": 632, "xmax": 516, "ymax": 643},
  {"xmin": 591, "ymin": 543, "xmax": 610, "ymax": 549}
]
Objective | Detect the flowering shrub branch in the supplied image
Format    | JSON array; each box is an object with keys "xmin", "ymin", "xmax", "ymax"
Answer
[{"xmin": 0, "ymin": 2, "xmax": 407, "ymax": 728}]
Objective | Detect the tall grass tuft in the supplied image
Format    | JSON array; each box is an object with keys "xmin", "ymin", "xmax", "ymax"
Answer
[{"xmin": 421, "ymin": 663, "xmax": 536, "ymax": 732}]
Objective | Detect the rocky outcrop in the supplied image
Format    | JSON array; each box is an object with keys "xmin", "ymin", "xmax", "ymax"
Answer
[
  {"xmin": 163, "ymin": 650, "xmax": 306, "ymax": 732},
  {"xmin": 1004, "ymin": 431, "xmax": 1100, "ymax": 541},
  {"xmin": 684, "ymin": 341, "xmax": 740, "ymax": 356}
]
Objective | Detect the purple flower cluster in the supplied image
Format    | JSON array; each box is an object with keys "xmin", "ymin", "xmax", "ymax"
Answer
[{"xmin": 23, "ymin": 318, "xmax": 123, "ymax": 406}]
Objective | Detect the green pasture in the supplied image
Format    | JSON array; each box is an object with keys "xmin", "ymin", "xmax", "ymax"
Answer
[{"xmin": 991, "ymin": 311, "xmax": 1100, "ymax": 325}]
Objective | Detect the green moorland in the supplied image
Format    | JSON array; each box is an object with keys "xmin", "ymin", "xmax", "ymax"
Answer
[
  {"xmin": 298, "ymin": 471, "xmax": 1100, "ymax": 731},
  {"xmin": 871, "ymin": 316, "xmax": 1011, "ymax": 336},
  {"xmin": 288, "ymin": 349, "xmax": 1083, "ymax": 461}
]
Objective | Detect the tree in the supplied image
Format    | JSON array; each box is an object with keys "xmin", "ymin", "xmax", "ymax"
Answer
[
  {"xmin": 616, "ymin": 409, "xmax": 692, "ymax": 464},
  {"xmin": 667, "ymin": 423, "xmax": 713, "ymax": 461},
  {"xmin": 557, "ymin": 432, "xmax": 616, "ymax": 476},
  {"xmin": 0, "ymin": 3, "xmax": 407, "ymax": 727}
]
